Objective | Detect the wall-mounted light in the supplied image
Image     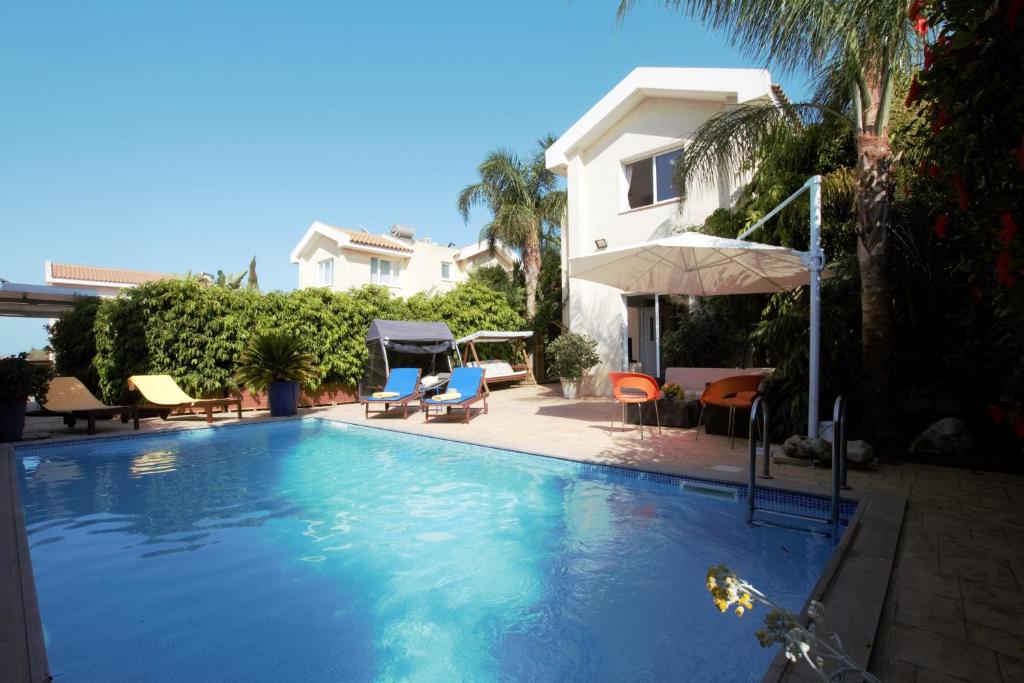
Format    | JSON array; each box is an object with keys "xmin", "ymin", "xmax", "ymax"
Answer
[{"xmin": 594, "ymin": 238, "xmax": 608, "ymax": 250}]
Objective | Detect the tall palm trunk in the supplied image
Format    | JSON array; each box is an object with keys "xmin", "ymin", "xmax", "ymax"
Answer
[
  {"xmin": 522, "ymin": 220, "xmax": 542, "ymax": 320},
  {"xmin": 523, "ymin": 220, "xmax": 543, "ymax": 378},
  {"xmin": 855, "ymin": 132, "xmax": 897, "ymax": 442}
]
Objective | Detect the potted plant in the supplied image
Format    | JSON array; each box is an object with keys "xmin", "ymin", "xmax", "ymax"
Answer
[
  {"xmin": 0, "ymin": 354, "xmax": 52, "ymax": 442},
  {"xmin": 235, "ymin": 333, "xmax": 319, "ymax": 417},
  {"xmin": 545, "ymin": 332, "xmax": 600, "ymax": 399}
]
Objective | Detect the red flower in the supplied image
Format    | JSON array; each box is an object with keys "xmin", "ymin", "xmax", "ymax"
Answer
[
  {"xmin": 908, "ymin": 0, "xmax": 926, "ymax": 21},
  {"xmin": 989, "ymin": 404, "xmax": 1007, "ymax": 424},
  {"xmin": 1011, "ymin": 136, "xmax": 1024, "ymax": 170},
  {"xmin": 1009, "ymin": 0, "xmax": 1023, "ymax": 30},
  {"xmin": 905, "ymin": 77, "xmax": 921, "ymax": 106},
  {"xmin": 1000, "ymin": 212, "xmax": 1019, "ymax": 247},
  {"xmin": 996, "ymin": 251, "xmax": 1016, "ymax": 287},
  {"xmin": 915, "ymin": 16, "xmax": 929, "ymax": 36},
  {"xmin": 970, "ymin": 284, "xmax": 984, "ymax": 303},
  {"xmin": 1014, "ymin": 413, "xmax": 1024, "ymax": 439},
  {"xmin": 951, "ymin": 176, "xmax": 970, "ymax": 211},
  {"xmin": 933, "ymin": 213, "xmax": 948, "ymax": 239},
  {"xmin": 932, "ymin": 106, "xmax": 950, "ymax": 134}
]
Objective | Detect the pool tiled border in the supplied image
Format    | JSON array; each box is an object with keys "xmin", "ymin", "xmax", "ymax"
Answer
[
  {"xmin": 2, "ymin": 415, "xmax": 904, "ymax": 683},
  {"xmin": 0, "ymin": 443, "xmax": 50, "ymax": 683}
]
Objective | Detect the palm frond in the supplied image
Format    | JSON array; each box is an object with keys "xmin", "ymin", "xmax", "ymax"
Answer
[{"xmin": 676, "ymin": 101, "xmax": 850, "ymax": 191}]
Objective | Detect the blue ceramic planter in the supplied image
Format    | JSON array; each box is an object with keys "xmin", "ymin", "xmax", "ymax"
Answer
[{"xmin": 268, "ymin": 381, "xmax": 299, "ymax": 417}]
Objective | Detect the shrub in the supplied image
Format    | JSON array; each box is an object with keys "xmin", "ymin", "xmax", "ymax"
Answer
[
  {"xmin": 48, "ymin": 298, "xmax": 101, "ymax": 393},
  {"xmin": 0, "ymin": 354, "xmax": 52, "ymax": 404},
  {"xmin": 545, "ymin": 332, "xmax": 600, "ymax": 381},
  {"xmin": 84, "ymin": 279, "xmax": 522, "ymax": 404}
]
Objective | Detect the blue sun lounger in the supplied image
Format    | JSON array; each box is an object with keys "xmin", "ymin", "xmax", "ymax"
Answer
[
  {"xmin": 420, "ymin": 367, "xmax": 488, "ymax": 423},
  {"xmin": 359, "ymin": 368, "xmax": 423, "ymax": 418}
]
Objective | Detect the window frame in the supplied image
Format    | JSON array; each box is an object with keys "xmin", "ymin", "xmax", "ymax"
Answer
[
  {"xmin": 370, "ymin": 256, "xmax": 401, "ymax": 286},
  {"xmin": 316, "ymin": 257, "xmax": 334, "ymax": 286},
  {"xmin": 441, "ymin": 261, "xmax": 453, "ymax": 281},
  {"xmin": 622, "ymin": 146, "xmax": 685, "ymax": 211}
]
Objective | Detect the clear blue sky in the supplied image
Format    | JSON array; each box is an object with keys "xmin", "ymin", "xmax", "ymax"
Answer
[{"xmin": 0, "ymin": 0, "xmax": 809, "ymax": 354}]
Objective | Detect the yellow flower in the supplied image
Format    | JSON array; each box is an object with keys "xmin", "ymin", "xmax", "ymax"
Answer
[{"xmin": 735, "ymin": 606, "xmax": 745, "ymax": 616}]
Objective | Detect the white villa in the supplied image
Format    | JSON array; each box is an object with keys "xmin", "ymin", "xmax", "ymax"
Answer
[
  {"xmin": 546, "ymin": 67, "xmax": 780, "ymax": 394},
  {"xmin": 290, "ymin": 221, "xmax": 516, "ymax": 296}
]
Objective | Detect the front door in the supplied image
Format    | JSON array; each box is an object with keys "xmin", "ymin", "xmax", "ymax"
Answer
[{"xmin": 637, "ymin": 306, "xmax": 657, "ymax": 376}]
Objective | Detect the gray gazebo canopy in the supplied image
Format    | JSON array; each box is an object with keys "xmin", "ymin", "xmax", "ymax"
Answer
[
  {"xmin": 361, "ymin": 320, "xmax": 460, "ymax": 393},
  {"xmin": 365, "ymin": 320, "xmax": 457, "ymax": 354}
]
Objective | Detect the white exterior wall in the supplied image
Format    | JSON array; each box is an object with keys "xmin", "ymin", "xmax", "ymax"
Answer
[
  {"xmin": 295, "ymin": 234, "xmax": 513, "ymax": 297},
  {"xmin": 560, "ymin": 97, "xmax": 747, "ymax": 395}
]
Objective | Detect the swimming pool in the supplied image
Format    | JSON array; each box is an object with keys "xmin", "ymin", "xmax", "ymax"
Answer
[{"xmin": 16, "ymin": 419, "xmax": 848, "ymax": 681}]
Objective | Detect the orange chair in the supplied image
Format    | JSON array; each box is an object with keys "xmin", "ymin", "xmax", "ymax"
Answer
[
  {"xmin": 695, "ymin": 374, "xmax": 766, "ymax": 448},
  {"xmin": 609, "ymin": 372, "xmax": 662, "ymax": 439}
]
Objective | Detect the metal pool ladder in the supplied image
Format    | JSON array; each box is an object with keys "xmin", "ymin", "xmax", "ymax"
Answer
[{"xmin": 746, "ymin": 396, "xmax": 849, "ymax": 539}]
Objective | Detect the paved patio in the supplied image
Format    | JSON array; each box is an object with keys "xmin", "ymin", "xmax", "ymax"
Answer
[{"xmin": 12, "ymin": 383, "xmax": 1024, "ymax": 681}]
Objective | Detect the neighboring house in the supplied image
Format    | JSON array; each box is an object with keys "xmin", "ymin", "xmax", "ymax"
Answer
[
  {"xmin": 545, "ymin": 67, "xmax": 778, "ymax": 394},
  {"xmin": 290, "ymin": 221, "xmax": 516, "ymax": 296},
  {"xmin": 44, "ymin": 261, "xmax": 176, "ymax": 297}
]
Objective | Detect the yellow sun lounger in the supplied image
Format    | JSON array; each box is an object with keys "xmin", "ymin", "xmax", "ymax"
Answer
[
  {"xmin": 128, "ymin": 374, "xmax": 242, "ymax": 423},
  {"xmin": 42, "ymin": 376, "xmax": 139, "ymax": 435}
]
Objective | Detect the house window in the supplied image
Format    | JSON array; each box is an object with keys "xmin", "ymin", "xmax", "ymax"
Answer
[
  {"xmin": 317, "ymin": 258, "xmax": 334, "ymax": 286},
  {"xmin": 441, "ymin": 261, "xmax": 452, "ymax": 280},
  {"xmin": 625, "ymin": 148, "xmax": 684, "ymax": 209},
  {"xmin": 370, "ymin": 257, "xmax": 400, "ymax": 286}
]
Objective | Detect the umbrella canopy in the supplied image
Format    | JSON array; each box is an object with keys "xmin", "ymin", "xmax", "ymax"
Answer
[{"xmin": 567, "ymin": 231, "xmax": 812, "ymax": 296}]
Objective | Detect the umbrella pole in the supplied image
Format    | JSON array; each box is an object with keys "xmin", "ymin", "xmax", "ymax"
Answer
[{"xmin": 807, "ymin": 175, "xmax": 823, "ymax": 439}]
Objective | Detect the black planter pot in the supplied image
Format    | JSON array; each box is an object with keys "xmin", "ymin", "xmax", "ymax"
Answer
[
  {"xmin": 0, "ymin": 399, "xmax": 27, "ymax": 442},
  {"xmin": 625, "ymin": 398, "xmax": 699, "ymax": 428},
  {"xmin": 268, "ymin": 381, "xmax": 299, "ymax": 417}
]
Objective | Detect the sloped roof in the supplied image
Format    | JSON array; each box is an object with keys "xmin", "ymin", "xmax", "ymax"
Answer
[
  {"xmin": 546, "ymin": 67, "xmax": 774, "ymax": 171},
  {"xmin": 47, "ymin": 262, "xmax": 175, "ymax": 286},
  {"xmin": 337, "ymin": 226, "xmax": 413, "ymax": 252},
  {"xmin": 290, "ymin": 221, "xmax": 413, "ymax": 263}
]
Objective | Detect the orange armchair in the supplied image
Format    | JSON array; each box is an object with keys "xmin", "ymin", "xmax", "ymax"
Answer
[
  {"xmin": 609, "ymin": 372, "xmax": 662, "ymax": 439},
  {"xmin": 696, "ymin": 374, "xmax": 766, "ymax": 448}
]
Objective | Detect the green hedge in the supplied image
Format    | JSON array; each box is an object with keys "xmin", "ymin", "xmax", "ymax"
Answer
[{"xmin": 52, "ymin": 280, "xmax": 523, "ymax": 404}]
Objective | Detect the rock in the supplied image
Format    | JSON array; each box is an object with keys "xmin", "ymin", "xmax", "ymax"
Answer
[
  {"xmin": 782, "ymin": 435, "xmax": 831, "ymax": 461},
  {"xmin": 845, "ymin": 440, "xmax": 875, "ymax": 464},
  {"xmin": 910, "ymin": 418, "xmax": 975, "ymax": 458}
]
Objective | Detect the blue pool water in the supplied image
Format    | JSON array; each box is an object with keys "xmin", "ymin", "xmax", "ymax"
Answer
[{"xmin": 17, "ymin": 420, "xmax": 844, "ymax": 682}]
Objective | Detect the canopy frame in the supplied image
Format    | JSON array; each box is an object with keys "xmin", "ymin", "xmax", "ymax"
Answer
[{"xmin": 456, "ymin": 330, "xmax": 536, "ymax": 393}]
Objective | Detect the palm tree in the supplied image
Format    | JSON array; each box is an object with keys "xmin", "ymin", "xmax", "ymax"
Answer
[
  {"xmin": 457, "ymin": 136, "xmax": 567, "ymax": 321},
  {"xmin": 618, "ymin": 0, "xmax": 920, "ymax": 439}
]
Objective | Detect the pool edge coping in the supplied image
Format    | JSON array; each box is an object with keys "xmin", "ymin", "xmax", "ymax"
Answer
[
  {"xmin": 5, "ymin": 414, "xmax": 905, "ymax": 681},
  {"xmin": 0, "ymin": 443, "xmax": 51, "ymax": 683}
]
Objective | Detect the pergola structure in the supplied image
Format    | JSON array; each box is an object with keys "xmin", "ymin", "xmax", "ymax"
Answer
[{"xmin": 0, "ymin": 282, "xmax": 99, "ymax": 319}]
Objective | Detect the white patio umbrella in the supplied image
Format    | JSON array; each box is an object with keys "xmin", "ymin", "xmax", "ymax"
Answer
[
  {"xmin": 567, "ymin": 231, "xmax": 813, "ymax": 296},
  {"xmin": 567, "ymin": 176, "xmax": 826, "ymax": 438}
]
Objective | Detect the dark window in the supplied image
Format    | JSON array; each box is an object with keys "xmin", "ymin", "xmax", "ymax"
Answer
[
  {"xmin": 626, "ymin": 158, "xmax": 654, "ymax": 209},
  {"xmin": 626, "ymin": 148, "xmax": 684, "ymax": 209},
  {"xmin": 655, "ymin": 149, "xmax": 683, "ymax": 202}
]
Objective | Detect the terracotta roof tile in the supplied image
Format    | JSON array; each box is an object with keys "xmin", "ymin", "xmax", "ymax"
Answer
[
  {"xmin": 49, "ymin": 263, "xmax": 176, "ymax": 286},
  {"xmin": 335, "ymin": 226, "xmax": 413, "ymax": 252}
]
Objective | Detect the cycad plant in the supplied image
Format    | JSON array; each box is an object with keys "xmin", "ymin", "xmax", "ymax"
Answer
[
  {"xmin": 618, "ymin": 0, "xmax": 922, "ymax": 440},
  {"xmin": 234, "ymin": 333, "xmax": 319, "ymax": 393}
]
